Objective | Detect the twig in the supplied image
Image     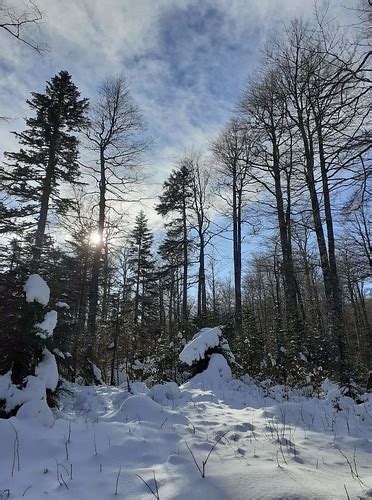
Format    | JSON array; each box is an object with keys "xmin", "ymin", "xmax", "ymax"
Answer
[
  {"xmin": 22, "ymin": 485, "xmax": 32, "ymax": 496},
  {"xmin": 136, "ymin": 471, "xmax": 160, "ymax": 499},
  {"xmin": 9, "ymin": 422, "xmax": 20, "ymax": 476},
  {"xmin": 344, "ymin": 484, "xmax": 350, "ymax": 499},
  {"xmin": 115, "ymin": 466, "xmax": 122, "ymax": 495}
]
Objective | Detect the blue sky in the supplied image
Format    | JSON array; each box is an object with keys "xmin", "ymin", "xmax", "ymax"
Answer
[{"xmin": 0, "ymin": 0, "xmax": 359, "ymax": 277}]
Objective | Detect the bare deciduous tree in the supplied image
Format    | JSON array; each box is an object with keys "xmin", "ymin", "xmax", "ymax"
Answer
[{"xmin": 85, "ymin": 77, "xmax": 147, "ymax": 362}]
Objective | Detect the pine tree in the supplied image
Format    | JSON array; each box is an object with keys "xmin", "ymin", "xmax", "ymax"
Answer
[
  {"xmin": 128, "ymin": 211, "xmax": 155, "ymax": 325},
  {"xmin": 0, "ymin": 70, "xmax": 89, "ymax": 270},
  {"xmin": 156, "ymin": 164, "xmax": 193, "ymax": 331}
]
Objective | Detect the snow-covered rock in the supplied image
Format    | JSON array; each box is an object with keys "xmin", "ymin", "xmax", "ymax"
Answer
[{"xmin": 24, "ymin": 274, "xmax": 50, "ymax": 305}]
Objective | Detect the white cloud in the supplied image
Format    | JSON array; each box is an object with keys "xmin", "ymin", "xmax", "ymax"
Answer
[{"xmin": 0, "ymin": 0, "xmax": 360, "ymax": 233}]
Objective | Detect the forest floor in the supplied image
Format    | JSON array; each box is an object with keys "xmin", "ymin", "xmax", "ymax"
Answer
[{"xmin": 1, "ymin": 360, "xmax": 372, "ymax": 499}]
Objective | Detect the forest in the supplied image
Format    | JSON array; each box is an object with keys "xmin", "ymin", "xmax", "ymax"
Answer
[
  {"xmin": 0, "ymin": 0, "xmax": 371, "ymax": 396},
  {"xmin": 0, "ymin": 1, "xmax": 372, "ymax": 499}
]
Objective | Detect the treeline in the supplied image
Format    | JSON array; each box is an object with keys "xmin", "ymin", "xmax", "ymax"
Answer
[{"xmin": 0, "ymin": 6, "xmax": 371, "ymax": 389}]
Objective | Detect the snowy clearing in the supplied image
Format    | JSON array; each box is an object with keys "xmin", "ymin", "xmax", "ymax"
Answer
[{"xmin": 1, "ymin": 360, "xmax": 372, "ymax": 499}]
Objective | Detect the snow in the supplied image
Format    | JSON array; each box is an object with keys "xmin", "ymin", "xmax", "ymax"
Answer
[
  {"xmin": 1, "ymin": 356, "xmax": 372, "ymax": 499},
  {"xmin": 113, "ymin": 394, "xmax": 187, "ymax": 425},
  {"xmin": 55, "ymin": 301, "xmax": 70, "ymax": 309},
  {"xmin": 150, "ymin": 381, "xmax": 181, "ymax": 403},
  {"xmin": 53, "ymin": 348, "xmax": 65, "ymax": 359},
  {"xmin": 35, "ymin": 349, "xmax": 59, "ymax": 391},
  {"xmin": 92, "ymin": 363, "xmax": 103, "ymax": 383},
  {"xmin": 35, "ymin": 310, "xmax": 58, "ymax": 338},
  {"xmin": 16, "ymin": 399, "xmax": 55, "ymax": 427},
  {"xmin": 183, "ymin": 353, "xmax": 232, "ymax": 390},
  {"xmin": 23, "ymin": 274, "xmax": 50, "ymax": 305},
  {"xmin": 179, "ymin": 326, "xmax": 221, "ymax": 365},
  {"xmin": 0, "ymin": 351, "xmax": 58, "ymax": 416}
]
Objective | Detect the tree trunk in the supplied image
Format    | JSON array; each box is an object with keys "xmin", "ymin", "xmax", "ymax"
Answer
[
  {"xmin": 197, "ymin": 232, "xmax": 207, "ymax": 320},
  {"xmin": 32, "ymin": 144, "xmax": 57, "ymax": 271},
  {"xmin": 232, "ymin": 165, "xmax": 242, "ymax": 335},
  {"xmin": 87, "ymin": 147, "xmax": 106, "ymax": 360},
  {"xmin": 181, "ymin": 196, "xmax": 188, "ymax": 329}
]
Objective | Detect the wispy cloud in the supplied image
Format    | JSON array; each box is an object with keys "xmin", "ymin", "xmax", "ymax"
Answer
[{"xmin": 0, "ymin": 0, "xmax": 359, "ymax": 231}]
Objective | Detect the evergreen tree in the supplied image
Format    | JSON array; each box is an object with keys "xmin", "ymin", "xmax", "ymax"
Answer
[
  {"xmin": 156, "ymin": 164, "xmax": 193, "ymax": 331},
  {"xmin": 0, "ymin": 70, "xmax": 89, "ymax": 270},
  {"xmin": 128, "ymin": 211, "xmax": 156, "ymax": 325}
]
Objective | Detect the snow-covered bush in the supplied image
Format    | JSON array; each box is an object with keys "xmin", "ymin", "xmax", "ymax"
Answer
[
  {"xmin": 0, "ymin": 274, "xmax": 60, "ymax": 420},
  {"xmin": 179, "ymin": 326, "xmax": 235, "ymax": 377}
]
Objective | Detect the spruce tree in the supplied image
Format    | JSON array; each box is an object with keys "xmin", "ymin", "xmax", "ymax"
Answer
[
  {"xmin": 128, "ymin": 211, "xmax": 156, "ymax": 325},
  {"xmin": 0, "ymin": 70, "xmax": 89, "ymax": 270},
  {"xmin": 156, "ymin": 164, "xmax": 193, "ymax": 331}
]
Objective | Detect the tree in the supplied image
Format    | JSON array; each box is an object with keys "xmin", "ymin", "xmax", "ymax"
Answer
[
  {"xmin": 1, "ymin": 70, "xmax": 89, "ymax": 270},
  {"xmin": 240, "ymin": 71, "xmax": 304, "ymax": 354},
  {"xmin": 212, "ymin": 120, "xmax": 255, "ymax": 336},
  {"xmin": 85, "ymin": 77, "xmax": 146, "ymax": 361},
  {"xmin": 271, "ymin": 19, "xmax": 369, "ymax": 379},
  {"xmin": 156, "ymin": 162, "xmax": 193, "ymax": 332},
  {"xmin": 0, "ymin": 0, "xmax": 46, "ymax": 54},
  {"xmin": 188, "ymin": 152, "xmax": 212, "ymax": 322},
  {"xmin": 128, "ymin": 211, "xmax": 155, "ymax": 325}
]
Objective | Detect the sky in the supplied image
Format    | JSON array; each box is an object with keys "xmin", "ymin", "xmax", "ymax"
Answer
[{"xmin": 0, "ymin": 0, "xmax": 360, "ymax": 275}]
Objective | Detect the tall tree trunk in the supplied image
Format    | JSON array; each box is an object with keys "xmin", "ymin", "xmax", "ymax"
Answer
[
  {"xmin": 197, "ymin": 232, "xmax": 207, "ymax": 320},
  {"xmin": 299, "ymin": 118, "xmax": 346, "ymax": 379},
  {"xmin": 182, "ymin": 197, "xmax": 188, "ymax": 329},
  {"xmin": 101, "ymin": 241, "xmax": 110, "ymax": 321},
  {"xmin": 87, "ymin": 148, "xmax": 106, "ymax": 361},
  {"xmin": 232, "ymin": 165, "xmax": 242, "ymax": 335},
  {"xmin": 32, "ymin": 144, "xmax": 56, "ymax": 271},
  {"xmin": 317, "ymin": 123, "xmax": 346, "ymax": 372},
  {"xmin": 134, "ymin": 243, "xmax": 141, "ymax": 324}
]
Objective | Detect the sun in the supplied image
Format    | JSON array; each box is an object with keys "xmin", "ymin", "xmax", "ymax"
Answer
[{"xmin": 89, "ymin": 231, "xmax": 102, "ymax": 245}]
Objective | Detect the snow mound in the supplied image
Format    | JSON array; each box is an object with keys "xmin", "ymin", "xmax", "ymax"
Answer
[
  {"xmin": 150, "ymin": 382, "xmax": 180, "ymax": 404},
  {"xmin": 184, "ymin": 353, "xmax": 232, "ymax": 391},
  {"xmin": 16, "ymin": 399, "xmax": 54, "ymax": 427},
  {"xmin": 35, "ymin": 310, "xmax": 58, "ymax": 338},
  {"xmin": 115, "ymin": 394, "xmax": 186, "ymax": 425},
  {"xmin": 74, "ymin": 386, "xmax": 106, "ymax": 418},
  {"xmin": 179, "ymin": 327, "xmax": 221, "ymax": 365},
  {"xmin": 24, "ymin": 274, "xmax": 50, "ymax": 305}
]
